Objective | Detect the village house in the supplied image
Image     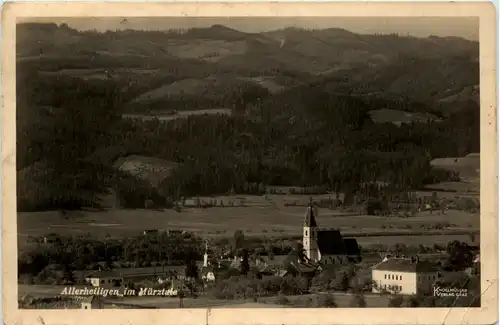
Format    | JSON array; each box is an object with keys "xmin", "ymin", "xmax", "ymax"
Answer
[
  {"xmin": 85, "ymin": 271, "xmax": 124, "ymax": 287},
  {"xmin": 280, "ymin": 255, "xmax": 319, "ymax": 279},
  {"xmin": 371, "ymin": 256, "xmax": 439, "ymax": 295},
  {"xmin": 86, "ymin": 265, "xmax": 187, "ymax": 288},
  {"xmin": 123, "ymin": 265, "xmax": 186, "ymax": 282},
  {"xmin": 302, "ymin": 202, "xmax": 361, "ymax": 265}
]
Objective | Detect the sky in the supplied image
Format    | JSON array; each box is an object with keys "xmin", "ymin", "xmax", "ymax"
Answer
[{"xmin": 21, "ymin": 17, "xmax": 479, "ymax": 41}]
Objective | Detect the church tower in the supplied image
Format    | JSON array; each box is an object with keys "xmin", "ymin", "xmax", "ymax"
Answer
[{"xmin": 303, "ymin": 199, "xmax": 320, "ymax": 262}]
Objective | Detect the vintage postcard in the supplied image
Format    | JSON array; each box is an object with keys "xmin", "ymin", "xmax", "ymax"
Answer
[{"xmin": 2, "ymin": 2, "xmax": 498, "ymax": 325}]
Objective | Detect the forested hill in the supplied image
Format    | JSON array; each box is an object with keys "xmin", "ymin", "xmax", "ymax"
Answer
[{"xmin": 16, "ymin": 23, "xmax": 480, "ymax": 211}]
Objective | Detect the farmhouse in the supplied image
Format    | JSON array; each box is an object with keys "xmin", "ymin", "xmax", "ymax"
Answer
[
  {"xmin": 86, "ymin": 266, "xmax": 187, "ymax": 287},
  {"xmin": 302, "ymin": 202, "xmax": 361, "ymax": 264},
  {"xmin": 281, "ymin": 257, "xmax": 319, "ymax": 279},
  {"xmin": 371, "ymin": 256, "xmax": 439, "ymax": 295},
  {"xmin": 85, "ymin": 272, "xmax": 123, "ymax": 287}
]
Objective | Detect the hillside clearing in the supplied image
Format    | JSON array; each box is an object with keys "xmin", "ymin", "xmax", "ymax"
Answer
[
  {"xmin": 166, "ymin": 40, "xmax": 248, "ymax": 62},
  {"xmin": 113, "ymin": 155, "xmax": 180, "ymax": 189},
  {"xmin": 431, "ymin": 153, "xmax": 480, "ymax": 183}
]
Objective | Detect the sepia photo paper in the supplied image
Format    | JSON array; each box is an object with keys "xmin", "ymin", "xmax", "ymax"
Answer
[{"xmin": 2, "ymin": 2, "xmax": 498, "ymax": 325}]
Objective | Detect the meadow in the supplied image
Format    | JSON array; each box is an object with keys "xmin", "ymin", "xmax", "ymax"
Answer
[{"xmin": 18, "ymin": 193, "xmax": 479, "ymax": 251}]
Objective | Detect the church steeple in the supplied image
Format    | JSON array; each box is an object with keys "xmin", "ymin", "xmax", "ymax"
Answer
[
  {"xmin": 304, "ymin": 197, "xmax": 318, "ymax": 227},
  {"xmin": 303, "ymin": 198, "xmax": 320, "ymax": 262}
]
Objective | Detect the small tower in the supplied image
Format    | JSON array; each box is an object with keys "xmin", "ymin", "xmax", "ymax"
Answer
[
  {"xmin": 203, "ymin": 240, "xmax": 209, "ymax": 267},
  {"xmin": 303, "ymin": 198, "xmax": 320, "ymax": 262}
]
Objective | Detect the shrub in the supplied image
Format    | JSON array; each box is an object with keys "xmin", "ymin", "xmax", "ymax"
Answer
[
  {"xmin": 421, "ymin": 296, "xmax": 437, "ymax": 307},
  {"xmin": 316, "ymin": 293, "xmax": 337, "ymax": 307},
  {"xmin": 275, "ymin": 294, "xmax": 290, "ymax": 305},
  {"xmin": 388, "ymin": 295, "xmax": 403, "ymax": 307},
  {"xmin": 350, "ymin": 294, "xmax": 367, "ymax": 307},
  {"xmin": 405, "ymin": 296, "xmax": 421, "ymax": 307}
]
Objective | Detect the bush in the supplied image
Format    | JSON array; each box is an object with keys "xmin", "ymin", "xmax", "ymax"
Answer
[
  {"xmin": 349, "ymin": 294, "xmax": 367, "ymax": 307},
  {"xmin": 421, "ymin": 296, "xmax": 437, "ymax": 307},
  {"xmin": 316, "ymin": 293, "xmax": 337, "ymax": 307},
  {"xmin": 209, "ymin": 275, "xmax": 311, "ymax": 300},
  {"xmin": 388, "ymin": 295, "xmax": 403, "ymax": 307},
  {"xmin": 275, "ymin": 294, "xmax": 290, "ymax": 305},
  {"xmin": 405, "ymin": 296, "xmax": 421, "ymax": 307}
]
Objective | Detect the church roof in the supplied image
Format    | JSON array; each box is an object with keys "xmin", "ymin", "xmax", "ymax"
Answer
[
  {"xmin": 303, "ymin": 203, "xmax": 318, "ymax": 227},
  {"xmin": 343, "ymin": 238, "xmax": 361, "ymax": 256},
  {"xmin": 317, "ymin": 230, "xmax": 346, "ymax": 255}
]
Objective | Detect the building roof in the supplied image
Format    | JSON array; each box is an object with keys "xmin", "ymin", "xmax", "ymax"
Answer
[
  {"xmin": 259, "ymin": 255, "xmax": 288, "ymax": 267},
  {"xmin": 289, "ymin": 261, "xmax": 318, "ymax": 274},
  {"xmin": 303, "ymin": 203, "xmax": 318, "ymax": 227},
  {"xmin": 343, "ymin": 238, "xmax": 361, "ymax": 256},
  {"xmin": 87, "ymin": 266, "xmax": 186, "ymax": 278},
  {"xmin": 317, "ymin": 230, "xmax": 346, "ymax": 255},
  {"xmin": 86, "ymin": 271, "xmax": 122, "ymax": 278},
  {"xmin": 372, "ymin": 258, "xmax": 438, "ymax": 273}
]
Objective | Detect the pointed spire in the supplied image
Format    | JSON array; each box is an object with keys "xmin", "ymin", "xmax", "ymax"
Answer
[{"xmin": 304, "ymin": 198, "xmax": 318, "ymax": 227}]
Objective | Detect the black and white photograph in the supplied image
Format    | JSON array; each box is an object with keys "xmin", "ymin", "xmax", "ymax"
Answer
[{"xmin": 6, "ymin": 5, "xmax": 495, "ymax": 316}]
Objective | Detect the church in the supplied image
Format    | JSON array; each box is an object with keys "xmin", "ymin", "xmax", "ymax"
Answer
[{"xmin": 302, "ymin": 202, "xmax": 361, "ymax": 265}]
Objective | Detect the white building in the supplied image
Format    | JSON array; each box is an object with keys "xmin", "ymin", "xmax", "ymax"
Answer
[
  {"xmin": 302, "ymin": 202, "xmax": 361, "ymax": 265},
  {"xmin": 85, "ymin": 271, "xmax": 123, "ymax": 287},
  {"xmin": 371, "ymin": 257, "xmax": 439, "ymax": 295}
]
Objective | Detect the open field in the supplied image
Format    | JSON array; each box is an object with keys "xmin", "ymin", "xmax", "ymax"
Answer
[
  {"xmin": 18, "ymin": 285, "xmax": 283, "ymax": 308},
  {"xmin": 122, "ymin": 109, "xmax": 232, "ymax": 122},
  {"xmin": 18, "ymin": 192, "xmax": 479, "ymax": 251},
  {"xmin": 18, "ymin": 285, "xmax": 388, "ymax": 308}
]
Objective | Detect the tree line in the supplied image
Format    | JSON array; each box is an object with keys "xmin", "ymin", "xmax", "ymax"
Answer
[{"xmin": 17, "ymin": 67, "xmax": 479, "ymax": 211}]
